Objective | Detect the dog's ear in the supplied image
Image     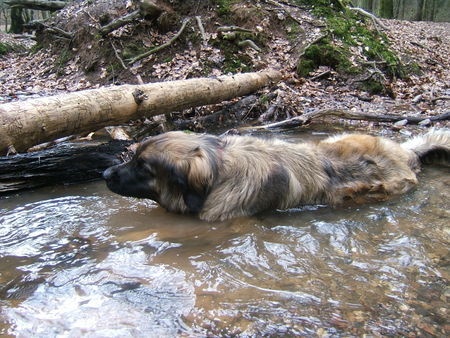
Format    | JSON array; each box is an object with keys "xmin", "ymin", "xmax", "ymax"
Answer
[
  {"xmin": 186, "ymin": 146, "xmax": 215, "ymax": 190},
  {"xmin": 179, "ymin": 146, "xmax": 216, "ymax": 213}
]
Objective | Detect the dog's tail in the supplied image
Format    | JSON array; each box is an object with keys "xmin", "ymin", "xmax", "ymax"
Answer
[{"xmin": 402, "ymin": 129, "xmax": 450, "ymax": 165}]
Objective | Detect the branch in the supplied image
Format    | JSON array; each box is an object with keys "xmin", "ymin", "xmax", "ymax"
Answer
[
  {"xmin": 110, "ymin": 39, "xmax": 127, "ymax": 70},
  {"xmin": 195, "ymin": 16, "xmax": 207, "ymax": 46},
  {"xmin": 237, "ymin": 39, "xmax": 262, "ymax": 52},
  {"xmin": 45, "ymin": 25, "xmax": 73, "ymax": 39},
  {"xmin": 127, "ymin": 18, "xmax": 190, "ymax": 65},
  {"xmin": 217, "ymin": 26, "xmax": 254, "ymax": 34},
  {"xmin": 99, "ymin": 9, "xmax": 140, "ymax": 36},
  {"xmin": 240, "ymin": 109, "xmax": 450, "ymax": 130},
  {"xmin": 349, "ymin": 7, "xmax": 389, "ymax": 31},
  {"xmin": 431, "ymin": 96, "xmax": 450, "ymax": 103},
  {"xmin": 23, "ymin": 20, "xmax": 73, "ymax": 38}
]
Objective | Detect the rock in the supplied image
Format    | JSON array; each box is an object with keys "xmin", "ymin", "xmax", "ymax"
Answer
[
  {"xmin": 418, "ymin": 118, "xmax": 431, "ymax": 126},
  {"xmin": 393, "ymin": 119, "xmax": 408, "ymax": 130}
]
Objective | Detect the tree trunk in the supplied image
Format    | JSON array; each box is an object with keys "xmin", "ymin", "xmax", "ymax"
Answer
[
  {"xmin": 0, "ymin": 140, "xmax": 132, "ymax": 193},
  {"xmin": 9, "ymin": 7, "xmax": 24, "ymax": 33},
  {"xmin": 0, "ymin": 70, "xmax": 282, "ymax": 155},
  {"xmin": 415, "ymin": 0, "xmax": 425, "ymax": 20},
  {"xmin": 380, "ymin": 0, "xmax": 394, "ymax": 18},
  {"xmin": 5, "ymin": 0, "xmax": 67, "ymax": 11}
]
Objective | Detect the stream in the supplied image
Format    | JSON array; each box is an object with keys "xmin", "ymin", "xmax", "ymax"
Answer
[{"xmin": 0, "ymin": 131, "xmax": 449, "ymax": 337}]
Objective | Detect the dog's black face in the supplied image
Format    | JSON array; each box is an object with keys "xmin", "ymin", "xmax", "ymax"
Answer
[{"xmin": 103, "ymin": 157, "xmax": 160, "ymax": 202}]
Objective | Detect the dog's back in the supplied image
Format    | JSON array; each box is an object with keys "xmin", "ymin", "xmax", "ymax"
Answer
[{"xmin": 315, "ymin": 129, "xmax": 449, "ymax": 204}]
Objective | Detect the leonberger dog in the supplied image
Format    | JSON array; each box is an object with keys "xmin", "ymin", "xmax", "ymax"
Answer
[{"xmin": 103, "ymin": 129, "xmax": 449, "ymax": 221}]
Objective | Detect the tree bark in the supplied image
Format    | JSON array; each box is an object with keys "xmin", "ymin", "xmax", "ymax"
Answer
[
  {"xmin": 0, "ymin": 70, "xmax": 282, "ymax": 155},
  {"xmin": 0, "ymin": 140, "xmax": 132, "ymax": 193},
  {"xmin": 5, "ymin": 0, "xmax": 67, "ymax": 11}
]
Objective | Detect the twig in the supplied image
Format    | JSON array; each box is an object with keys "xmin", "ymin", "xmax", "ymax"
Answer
[
  {"xmin": 127, "ymin": 18, "xmax": 190, "ymax": 64},
  {"xmin": 217, "ymin": 26, "xmax": 254, "ymax": 34},
  {"xmin": 237, "ymin": 39, "xmax": 262, "ymax": 52},
  {"xmin": 39, "ymin": 23, "xmax": 73, "ymax": 39},
  {"xmin": 310, "ymin": 70, "xmax": 331, "ymax": 81},
  {"xmin": 195, "ymin": 16, "xmax": 207, "ymax": 46},
  {"xmin": 431, "ymin": 96, "xmax": 450, "ymax": 103},
  {"xmin": 110, "ymin": 39, "xmax": 127, "ymax": 70}
]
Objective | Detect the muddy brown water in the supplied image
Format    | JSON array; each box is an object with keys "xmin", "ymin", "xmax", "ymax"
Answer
[{"xmin": 0, "ymin": 131, "xmax": 449, "ymax": 337}]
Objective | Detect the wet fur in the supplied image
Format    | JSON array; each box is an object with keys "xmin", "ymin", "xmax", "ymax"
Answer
[{"xmin": 103, "ymin": 129, "xmax": 449, "ymax": 221}]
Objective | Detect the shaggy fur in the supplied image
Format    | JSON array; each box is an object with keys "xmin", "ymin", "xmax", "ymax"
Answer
[{"xmin": 103, "ymin": 129, "xmax": 450, "ymax": 221}]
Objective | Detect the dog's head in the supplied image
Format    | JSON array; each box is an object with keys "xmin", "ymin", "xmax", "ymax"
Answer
[{"xmin": 103, "ymin": 131, "xmax": 221, "ymax": 214}]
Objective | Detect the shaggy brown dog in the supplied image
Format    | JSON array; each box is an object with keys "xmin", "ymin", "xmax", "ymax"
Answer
[{"xmin": 103, "ymin": 130, "xmax": 449, "ymax": 221}]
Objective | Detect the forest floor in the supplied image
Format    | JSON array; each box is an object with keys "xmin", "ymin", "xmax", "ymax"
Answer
[{"xmin": 0, "ymin": 16, "xmax": 449, "ymax": 138}]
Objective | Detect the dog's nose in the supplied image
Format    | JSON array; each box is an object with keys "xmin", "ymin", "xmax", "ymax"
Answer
[{"xmin": 103, "ymin": 167, "xmax": 114, "ymax": 180}]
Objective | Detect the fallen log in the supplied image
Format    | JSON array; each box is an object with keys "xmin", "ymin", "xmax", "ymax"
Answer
[
  {"xmin": 5, "ymin": 0, "xmax": 67, "ymax": 11},
  {"xmin": 0, "ymin": 70, "xmax": 282, "ymax": 155},
  {"xmin": 0, "ymin": 140, "xmax": 132, "ymax": 193}
]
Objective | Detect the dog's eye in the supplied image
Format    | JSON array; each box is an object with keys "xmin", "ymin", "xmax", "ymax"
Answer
[{"xmin": 136, "ymin": 159, "xmax": 155, "ymax": 177}]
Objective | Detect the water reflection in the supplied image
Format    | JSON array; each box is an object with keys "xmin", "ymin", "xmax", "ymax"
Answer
[{"xmin": 0, "ymin": 164, "xmax": 449, "ymax": 336}]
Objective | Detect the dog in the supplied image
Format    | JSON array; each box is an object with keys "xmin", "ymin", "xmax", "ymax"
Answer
[{"xmin": 103, "ymin": 129, "xmax": 449, "ymax": 221}]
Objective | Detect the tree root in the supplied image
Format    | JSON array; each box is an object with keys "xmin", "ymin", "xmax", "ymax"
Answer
[{"xmin": 349, "ymin": 7, "xmax": 389, "ymax": 32}]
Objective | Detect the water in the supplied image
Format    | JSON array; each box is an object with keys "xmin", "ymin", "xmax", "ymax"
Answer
[{"xmin": 0, "ymin": 138, "xmax": 449, "ymax": 336}]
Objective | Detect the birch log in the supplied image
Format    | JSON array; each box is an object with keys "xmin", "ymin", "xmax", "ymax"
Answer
[{"xmin": 0, "ymin": 70, "xmax": 282, "ymax": 154}]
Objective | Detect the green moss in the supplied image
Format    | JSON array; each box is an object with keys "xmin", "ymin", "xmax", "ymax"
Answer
[
  {"xmin": 106, "ymin": 62, "xmax": 121, "ymax": 74},
  {"xmin": 298, "ymin": 39, "xmax": 358, "ymax": 76},
  {"xmin": 223, "ymin": 55, "xmax": 251, "ymax": 73},
  {"xmin": 296, "ymin": 0, "xmax": 407, "ymax": 80},
  {"xmin": 0, "ymin": 42, "xmax": 12, "ymax": 55},
  {"xmin": 259, "ymin": 94, "xmax": 270, "ymax": 104},
  {"xmin": 287, "ymin": 19, "xmax": 305, "ymax": 43},
  {"xmin": 215, "ymin": 0, "xmax": 236, "ymax": 16},
  {"xmin": 30, "ymin": 43, "xmax": 43, "ymax": 54},
  {"xmin": 0, "ymin": 41, "xmax": 26, "ymax": 55},
  {"xmin": 404, "ymin": 62, "xmax": 422, "ymax": 75},
  {"xmin": 297, "ymin": 59, "xmax": 316, "ymax": 77},
  {"xmin": 361, "ymin": 78, "xmax": 384, "ymax": 95},
  {"xmin": 122, "ymin": 43, "xmax": 146, "ymax": 59},
  {"xmin": 211, "ymin": 38, "xmax": 252, "ymax": 73},
  {"xmin": 54, "ymin": 48, "xmax": 73, "ymax": 75}
]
